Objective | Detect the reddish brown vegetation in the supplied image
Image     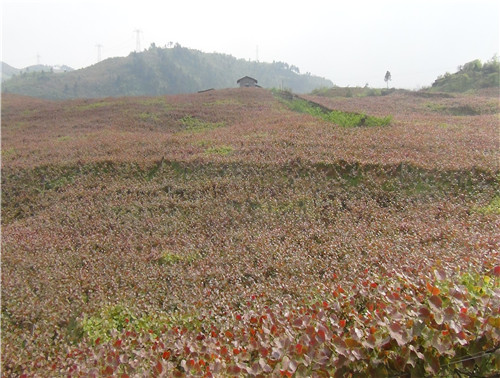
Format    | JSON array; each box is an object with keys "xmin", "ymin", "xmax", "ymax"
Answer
[{"xmin": 1, "ymin": 88, "xmax": 499, "ymax": 376}]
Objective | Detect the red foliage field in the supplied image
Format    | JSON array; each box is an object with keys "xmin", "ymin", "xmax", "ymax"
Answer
[{"xmin": 1, "ymin": 88, "xmax": 499, "ymax": 376}]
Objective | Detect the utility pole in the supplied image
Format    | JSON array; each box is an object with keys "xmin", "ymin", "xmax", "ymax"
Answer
[
  {"xmin": 134, "ymin": 29, "xmax": 142, "ymax": 52},
  {"xmin": 36, "ymin": 53, "xmax": 41, "ymax": 65},
  {"xmin": 96, "ymin": 44, "xmax": 103, "ymax": 63},
  {"xmin": 256, "ymin": 45, "xmax": 259, "ymax": 62}
]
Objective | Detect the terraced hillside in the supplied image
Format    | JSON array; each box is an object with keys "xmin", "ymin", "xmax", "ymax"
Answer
[{"xmin": 2, "ymin": 88, "xmax": 499, "ymax": 376}]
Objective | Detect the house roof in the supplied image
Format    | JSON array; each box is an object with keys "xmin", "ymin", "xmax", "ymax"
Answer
[{"xmin": 237, "ymin": 76, "xmax": 258, "ymax": 83}]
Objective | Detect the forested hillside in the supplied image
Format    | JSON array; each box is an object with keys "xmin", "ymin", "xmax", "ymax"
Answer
[
  {"xmin": 1, "ymin": 44, "xmax": 332, "ymax": 99},
  {"xmin": 430, "ymin": 57, "xmax": 499, "ymax": 92},
  {"xmin": 1, "ymin": 62, "xmax": 20, "ymax": 82}
]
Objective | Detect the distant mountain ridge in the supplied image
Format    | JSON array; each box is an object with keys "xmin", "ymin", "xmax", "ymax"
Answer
[
  {"xmin": 1, "ymin": 44, "xmax": 333, "ymax": 99},
  {"xmin": 1, "ymin": 62, "xmax": 74, "ymax": 82},
  {"xmin": 1, "ymin": 62, "xmax": 20, "ymax": 82}
]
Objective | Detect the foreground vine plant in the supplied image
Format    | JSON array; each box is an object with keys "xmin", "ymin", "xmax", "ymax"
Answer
[{"xmin": 2, "ymin": 88, "xmax": 499, "ymax": 376}]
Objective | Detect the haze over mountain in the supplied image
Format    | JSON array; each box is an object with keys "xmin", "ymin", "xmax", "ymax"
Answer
[
  {"xmin": 1, "ymin": 44, "xmax": 333, "ymax": 99},
  {"xmin": 1, "ymin": 62, "xmax": 74, "ymax": 82},
  {"xmin": 1, "ymin": 62, "xmax": 21, "ymax": 82}
]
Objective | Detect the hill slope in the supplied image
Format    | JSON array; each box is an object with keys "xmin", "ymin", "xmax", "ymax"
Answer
[
  {"xmin": 2, "ymin": 89, "xmax": 498, "ymax": 376},
  {"xmin": 430, "ymin": 57, "xmax": 499, "ymax": 92},
  {"xmin": 1, "ymin": 62, "xmax": 20, "ymax": 82},
  {"xmin": 1, "ymin": 45, "xmax": 333, "ymax": 99}
]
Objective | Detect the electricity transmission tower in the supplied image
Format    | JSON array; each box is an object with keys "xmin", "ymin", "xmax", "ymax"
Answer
[
  {"xmin": 134, "ymin": 29, "xmax": 142, "ymax": 52},
  {"xmin": 96, "ymin": 44, "xmax": 103, "ymax": 63}
]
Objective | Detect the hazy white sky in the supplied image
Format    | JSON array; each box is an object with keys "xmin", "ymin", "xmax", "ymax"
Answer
[{"xmin": 1, "ymin": 0, "xmax": 499, "ymax": 88}]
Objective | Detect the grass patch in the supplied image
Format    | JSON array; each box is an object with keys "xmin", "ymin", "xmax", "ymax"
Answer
[
  {"xmin": 154, "ymin": 251, "xmax": 198, "ymax": 265},
  {"xmin": 137, "ymin": 112, "xmax": 160, "ymax": 122},
  {"xmin": 205, "ymin": 145, "xmax": 233, "ymax": 156},
  {"xmin": 203, "ymin": 99, "xmax": 241, "ymax": 106},
  {"xmin": 56, "ymin": 135, "xmax": 73, "ymax": 142},
  {"xmin": 75, "ymin": 101, "xmax": 113, "ymax": 111},
  {"xmin": 81, "ymin": 304, "xmax": 203, "ymax": 343},
  {"xmin": 275, "ymin": 90, "xmax": 392, "ymax": 127},
  {"xmin": 1, "ymin": 147, "xmax": 16, "ymax": 157},
  {"xmin": 425, "ymin": 102, "xmax": 483, "ymax": 116},
  {"xmin": 196, "ymin": 140, "xmax": 214, "ymax": 148},
  {"xmin": 310, "ymin": 86, "xmax": 395, "ymax": 98},
  {"xmin": 138, "ymin": 98, "xmax": 168, "ymax": 106},
  {"xmin": 180, "ymin": 116, "xmax": 225, "ymax": 133},
  {"xmin": 474, "ymin": 196, "xmax": 500, "ymax": 215},
  {"xmin": 81, "ymin": 305, "xmax": 166, "ymax": 343}
]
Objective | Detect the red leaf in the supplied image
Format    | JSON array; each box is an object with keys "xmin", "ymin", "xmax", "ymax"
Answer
[
  {"xmin": 295, "ymin": 343, "xmax": 304, "ymax": 355},
  {"xmin": 370, "ymin": 282, "xmax": 378, "ymax": 288},
  {"xmin": 103, "ymin": 366, "xmax": 114, "ymax": 375},
  {"xmin": 155, "ymin": 361, "xmax": 163, "ymax": 374},
  {"xmin": 339, "ymin": 319, "xmax": 346, "ymax": 328},
  {"xmin": 429, "ymin": 295, "xmax": 443, "ymax": 311},
  {"xmin": 317, "ymin": 329, "xmax": 326, "ymax": 342},
  {"xmin": 162, "ymin": 350, "xmax": 171, "ymax": 359},
  {"xmin": 426, "ymin": 282, "xmax": 440, "ymax": 296},
  {"xmin": 457, "ymin": 330, "xmax": 467, "ymax": 340},
  {"xmin": 419, "ymin": 307, "xmax": 432, "ymax": 320},
  {"xmin": 494, "ymin": 266, "xmax": 500, "ymax": 277},
  {"xmin": 225, "ymin": 330, "xmax": 233, "ymax": 338},
  {"xmin": 196, "ymin": 333, "xmax": 205, "ymax": 341},
  {"xmin": 389, "ymin": 321, "xmax": 402, "ymax": 333},
  {"xmin": 113, "ymin": 339, "xmax": 122, "ymax": 348}
]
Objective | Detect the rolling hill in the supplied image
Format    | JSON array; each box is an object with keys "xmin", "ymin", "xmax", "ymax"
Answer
[
  {"xmin": 430, "ymin": 57, "xmax": 499, "ymax": 92},
  {"xmin": 1, "ymin": 62, "xmax": 20, "ymax": 82},
  {"xmin": 2, "ymin": 87, "xmax": 498, "ymax": 376},
  {"xmin": 1, "ymin": 44, "xmax": 333, "ymax": 99}
]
